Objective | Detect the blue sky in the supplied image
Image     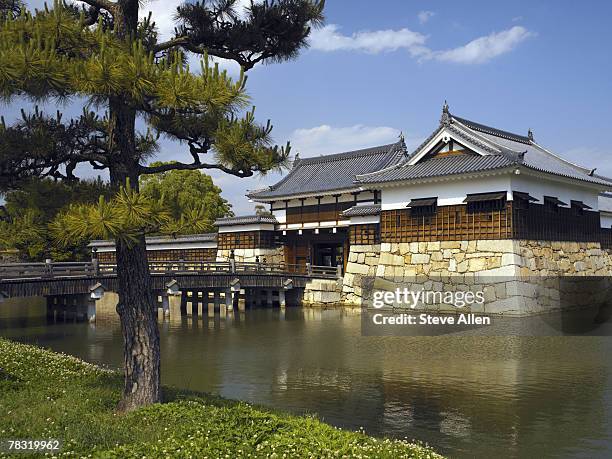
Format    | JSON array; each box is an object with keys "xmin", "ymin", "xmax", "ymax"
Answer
[{"xmin": 9, "ymin": 0, "xmax": 612, "ymax": 213}]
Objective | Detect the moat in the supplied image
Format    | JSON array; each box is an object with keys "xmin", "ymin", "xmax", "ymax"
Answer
[{"xmin": 2, "ymin": 299, "xmax": 612, "ymax": 458}]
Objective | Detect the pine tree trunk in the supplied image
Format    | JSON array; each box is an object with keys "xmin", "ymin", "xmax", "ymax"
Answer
[
  {"xmin": 108, "ymin": 93, "xmax": 162, "ymax": 411},
  {"xmin": 114, "ymin": 235, "xmax": 161, "ymax": 412}
]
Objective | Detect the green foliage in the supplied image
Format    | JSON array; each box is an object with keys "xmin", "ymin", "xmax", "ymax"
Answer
[
  {"xmin": 0, "ymin": 0, "xmax": 322, "ymax": 191},
  {"xmin": 0, "ymin": 178, "xmax": 112, "ymax": 260},
  {"xmin": 140, "ymin": 161, "xmax": 232, "ymax": 232},
  {"xmin": 52, "ymin": 173, "xmax": 230, "ymax": 246},
  {"xmin": 255, "ymin": 203, "xmax": 272, "ymax": 217},
  {"xmin": 0, "ymin": 338, "xmax": 443, "ymax": 458},
  {"xmin": 51, "ymin": 180, "xmax": 170, "ymax": 247}
]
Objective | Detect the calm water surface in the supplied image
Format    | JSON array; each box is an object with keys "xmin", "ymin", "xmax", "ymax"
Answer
[{"xmin": 1, "ymin": 299, "xmax": 611, "ymax": 458}]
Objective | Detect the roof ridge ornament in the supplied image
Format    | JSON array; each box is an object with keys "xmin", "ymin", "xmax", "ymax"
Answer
[
  {"xmin": 398, "ymin": 131, "xmax": 408, "ymax": 156},
  {"xmin": 527, "ymin": 128, "xmax": 534, "ymax": 142},
  {"xmin": 440, "ymin": 100, "xmax": 451, "ymax": 125}
]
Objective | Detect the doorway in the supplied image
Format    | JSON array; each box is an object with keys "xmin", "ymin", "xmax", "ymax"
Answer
[{"xmin": 314, "ymin": 243, "xmax": 344, "ymax": 268}]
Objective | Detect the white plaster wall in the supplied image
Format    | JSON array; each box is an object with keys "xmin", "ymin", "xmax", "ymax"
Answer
[
  {"xmin": 278, "ymin": 191, "xmax": 375, "ymax": 208},
  {"xmin": 380, "ymin": 173, "xmax": 601, "ymax": 212},
  {"xmin": 218, "ymin": 223, "xmax": 276, "ymax": 233},
  {"xmin": 381, "ymin": 175, "xmax": 513, "ymax": 210},
  {"xmin": 272, "ymin": 208, "xmax": 286, "ymax": 223},
  {"xmin": 285, "ymin": 220, "xmax": 350, "ymax": 230},
  {"xmin": 349, "ymin": 215, "xmax": 380, "ymax": 225},
  {"xmin": 511, "ymin": 174, "xmax": 599, "ymax": 209},
  {"xmin": 601, "ymin": 212, "xmax": 612, "ymax": 228}
]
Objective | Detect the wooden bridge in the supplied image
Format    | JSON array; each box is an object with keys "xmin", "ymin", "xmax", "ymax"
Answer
[{"xmin": 0, "ymin": 260, "xmax": 340, "ymax": 300}]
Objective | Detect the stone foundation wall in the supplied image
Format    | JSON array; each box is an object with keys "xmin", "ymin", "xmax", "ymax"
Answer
[
  {"xmin": 340, "ymin": 239, "xmax": 612, "ymax": 315},
  {"xmin": 342, "ymin": 244, "xmax": 380, "ymax": 305},
  {"xmin": 216, "ymin": 247, "xmax": 285, "ymax": 264},
  {"xmin": 303, "ymin": 279, "xmax": 343, "ymax": 306}
]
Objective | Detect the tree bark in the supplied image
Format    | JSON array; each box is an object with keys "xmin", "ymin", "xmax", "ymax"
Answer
[
  {"xmin": 114, "ymin": 234, "xmax": 161, "ymax": 412},
  {"xmin": 101, "ymin": 0, "xmax": 161, "ymax": 412},
  {"xmin": 108, "ymin": 98, "xmax": 162, "ymax": 411}
]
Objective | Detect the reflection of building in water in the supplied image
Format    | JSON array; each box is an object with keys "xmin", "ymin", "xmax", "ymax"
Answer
[
  {"xmin": 90, "ymin": 104, "xmax": 612, "ymax": 314},
  {"xmin": 373, "ymin": 336, "xmax": 610, "ymax": 458},
  {"xmin": 234, "ymin": 310, "xmax": 611, "ymax": 458}
]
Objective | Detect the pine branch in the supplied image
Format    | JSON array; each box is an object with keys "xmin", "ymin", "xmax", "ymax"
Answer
[
  {"xmin": 139, "ymin": 161, "xmax": 253, "ymax": 178},
  {"xmin": 77, "ymin": 0, "xmax": 117, "ymax": 13}
]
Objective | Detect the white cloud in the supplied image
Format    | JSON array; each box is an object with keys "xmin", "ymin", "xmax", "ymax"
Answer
[
  {"xmin": 289, "ymin": 124, "xmax": 401, "ymax": 157},
  {"xmin": 429, "ymin": 26, "xmax": 534, "ymax": 64},
  {"xmin": 418, "ymin": 11, "xmax": 435, "ymax": 25},
  {"xmin": 309, "ymin": 24, "xmax": 429, "ymax": 56},
  {"xmin": 310, "ymin": 23, "xmax": 534, "ymax": 64}
]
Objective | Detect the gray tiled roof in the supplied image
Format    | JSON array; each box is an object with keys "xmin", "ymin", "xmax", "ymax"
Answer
[
  {"xmin": 214, "ymin": 215, "xmax": 278, "ymax": 226},
  {"xmin": 357, "ymin": 154, "xmax": 515, "ymax": 184},
  {"xmin": 88, "ymin": 233, "xmax": 217, "ymax": 248},
  {"xmin": 342, "ymin": 204, "xmax": 382, "ymax": 217},
  {"xmin": 248, "ymin": 142, "xmax": 405, "ymax": 200},
  {"xmin": 452, "ymin": 116, "xmax": 532, "ymax": 144},
  {"xmin": 358, "ymin": 114, "xmax": 612, "ymax": 187}
]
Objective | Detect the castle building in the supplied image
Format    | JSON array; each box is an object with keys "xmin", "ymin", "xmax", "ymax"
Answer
[{"xmin": 90, "ymin": 105, "xmax": 612, "ymax": 313}]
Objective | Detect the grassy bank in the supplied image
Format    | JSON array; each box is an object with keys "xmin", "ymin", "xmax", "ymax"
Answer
[{"xmin": 0, "ymin": 339, "xmax": 442, "ymax": 458}]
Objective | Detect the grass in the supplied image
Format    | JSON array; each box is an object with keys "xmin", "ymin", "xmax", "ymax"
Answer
[{"xmin": 0, "ymin": 338, "xmax": 443, "ymax": 458}]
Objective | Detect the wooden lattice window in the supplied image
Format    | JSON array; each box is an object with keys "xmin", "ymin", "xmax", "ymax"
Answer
[
  {"xmin": 350, "ymin": 224, "xmax": 380, "ymax": 245},
  {"xmin": 218, "ymin": 231, "xmax": 276, "ymax": 249}
]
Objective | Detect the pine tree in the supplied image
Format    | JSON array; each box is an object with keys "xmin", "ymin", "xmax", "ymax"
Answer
[{"xmin": 0, "ymin": 0, "xmax": 324, "ymax": 411}]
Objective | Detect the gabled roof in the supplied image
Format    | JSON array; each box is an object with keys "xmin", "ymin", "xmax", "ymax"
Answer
[
  {"xmin": 248, "ymin": 141, "xmax": 406, "ymax": 201},
  {"xmin": 342, "ymin": 204, "xmax": 381, "ymax": 217},
  {"xmin": 357, "ymin": 153, "xmax": 516, "ymax": 184},
  {"xmin": 214, "ymin": 215, "xmax": 278, "ymax": 226},
  {"xmin": 357, "ymin": 105, "xmax": 612, "ymax": 188}
]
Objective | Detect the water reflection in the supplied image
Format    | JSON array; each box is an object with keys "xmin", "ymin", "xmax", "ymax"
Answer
[{"xmin": 1, "ymin": 298, "xmax": 611, "ymax": 458}]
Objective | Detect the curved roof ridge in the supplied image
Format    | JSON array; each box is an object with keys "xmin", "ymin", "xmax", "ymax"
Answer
[
  {"xmin": 215, "ymin": 214, "xmax": 278, "ymax": 226},
  {"xmin": 298, "ymin": 141, "xmax": 399, "ymax": 165},
  {"xmin": 451, "ymin": 115, "xmax": 531, "ymax": 144},
  {"xmin": 528, "ymin": 141, "xmax": 593, "ymax": 175}
]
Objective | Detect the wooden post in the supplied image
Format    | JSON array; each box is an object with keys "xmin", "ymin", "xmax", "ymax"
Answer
[
  {"xmin": 266, "ymin": 289, "xmax": 273, "ymax": 307},
  {"xmin": 45, "ymin": 258, "xmax": 53, "ymax": 278}
]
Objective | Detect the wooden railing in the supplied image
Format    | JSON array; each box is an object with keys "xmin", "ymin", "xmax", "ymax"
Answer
[{"xmin": 0, "ymin": 260, "xmax": 340, "ymax": 282}]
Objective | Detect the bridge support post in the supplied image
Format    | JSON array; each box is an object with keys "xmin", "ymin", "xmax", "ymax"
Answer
[
  {"xmin": 180, "ymin": 293, "xmax": 187, "ymax": 317},
  {"xmin": 266, "ymin": 289, "xmax": 273, "ymax": 307},
  {"xmin": 279, "ymin": 290, "xmax": 286, "ymax": 309},
  {"xmin": 238, "ymin": 291, "xmax": 246, "ymax": 312},
  {"xmin": 281, "ymin": 279, "xmax": 293, "ymax": 310},
  {"xmin": 208, "ymin": 291, "xmax": 216, "ymax": 318},
  {"xmin": 213, "ymin": 291, "xmax": 221, "ymax": 314},
  {"xmin": 161, "ymin": 295, "xmax": 170, "ymax": 317},
  {"xmin": 224, "ymin": 289, "xmax": 233, "ymax": 312},
  {"xmin": 87, "ymin": 298, "xmax": 97, "ymax": 323},
  {"xmin": 163, "ymin": 281, "xmax": 181, "ymax": 318}
]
